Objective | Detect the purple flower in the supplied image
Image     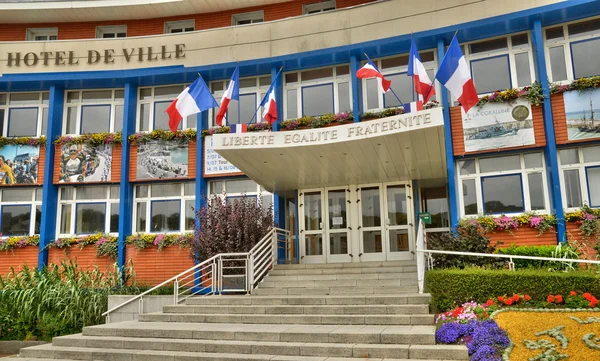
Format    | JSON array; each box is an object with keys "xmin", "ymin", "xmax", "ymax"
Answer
[
  {"xmin": 583, "ymin": 213, "xmax": 596, "ymax": 221},
  {"xmin": 529, "ymin": 216, "xmax": 543, "ymax": 228},
  {"xmin": 471, "ymin": 345, "xmax": 501, "ymax": 361},
  {"xmin": 436, "ymin": 322, "xmax": 467, "ymax": 343},
  {"xmin": 154, "ymin": 234, "xmax": 165, "ymax": 246},
  {"xmin": 466, "ymin": 320, "xmax": 509, "ymax": 355}
]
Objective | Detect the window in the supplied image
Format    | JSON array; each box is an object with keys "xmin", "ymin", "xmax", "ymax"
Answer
[
  {"xmin": 545, "ymin": 18, "xmax": 600, "ymax": 81},
  {"xmin": 63, "ymin": 89, "xmax": 124, "ymax": 135},
  {"xmin": 138, "ymin": 85, "xmax": 197, "ymax": 131},
  {"xmin": 164, "ymin": 20, "xmax": 195, "ymax": 34},
  {"xmin": 559, "ymin": 145, "xmax": 600, "ymax": 209},
  {"xmin": 133, "ymin": 182, "xmax": 195, "ymax": 233},
  {"xmin": 420, "ymin": 186, "xmax": 450, "ymax": 231},
  {"xmin": 58, "ymin": 186, "xmax": 119, "ymax": 236},
  {"xmin": 303, "ymin": 0, "xmax": 335, "ymax": 14},
  {"xmin": 285, "ymin": 66, "xmax": 351, "ymax": 119},
  {"xmin": 0, "ymin": 188, "xmax": 42, "ymax": 236},
  {"xmin": 232, "ymin": 11, "xmax": 264, "ymax": 25},
  {"xmin": 210, "ymin": 76, "xmax": 271, "ymax": 127},
  {"xmin": 0, "ymin": 92, "xmax": 49, "ymax": 137},
  {"xmin": 463, "ymin": 34, "xmax": 534, "ymax": 94},
  {"xmin": 209, "ymin": 178, "xmax": 272, "ymax": 211},
  {"xmin": 96, "ymin": 26, "xmax": 127, "ymax": 39},
  {"xmin": 26, "ymin": 28, "xmax": 57, "ymax": 41},
  {"xmin": 457, "ymin": 152, "xmax": 549, "ymax": 216}
]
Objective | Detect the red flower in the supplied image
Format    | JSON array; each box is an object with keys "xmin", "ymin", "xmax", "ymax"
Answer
[
  {"xmin": 504, "ymin": 298, "xmax": 513, "ymax": 306},
  {"xmin": 486, "ymin": 299, "xmax": 494, "ymax": 307},
  {"xmin": 570, "ymin": 291, "xmax": 577, "ymax": 296},
  {"xmin": 512, "ymin": 294, "xmax": 520, "ymax": 302},
  {"xmin": 498, "ymin": 296, "xmax": 505, "ymax": 302},
  {"xmin": 524, "ymin": 295, "xmax": 531, "ymax": 301},
  {"xmin": 451, "ymin": 307, "xmax": 464, "ymax": 317},
  {"xmin": 583, "ymin": 293, "xmax": 593, "ymax": 301},
  {"xmin": 590, "ymin": 297, "xmax": 598, "ymax": 308},
  {"xmin": 547, "ymin": 295, "xmax": 555, "ymax": 303},
  {"xmin": 555, "ymin": 295, "xmax": 563, "ymax": 303}
]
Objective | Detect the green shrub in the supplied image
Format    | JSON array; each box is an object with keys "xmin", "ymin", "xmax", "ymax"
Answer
[
  {"xmin": 425, "ymin": 268, "xmax": 600, "ymax": 313},
  {"xmin": 495, "ymin": 244, "xmax": 579, "ymax": 269}
]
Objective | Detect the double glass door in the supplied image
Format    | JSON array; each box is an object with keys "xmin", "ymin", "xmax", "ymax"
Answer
[{"xmin": 299, "ymin": 182, "xmax": 413, "ymax": 263}]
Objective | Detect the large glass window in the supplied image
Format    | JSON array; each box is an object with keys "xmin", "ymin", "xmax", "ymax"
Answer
[
  {"xmin": 209, "ymin": 76, "xmax": 271, "ymax": 127},
  {"xmin": 285, "ymin": 66, "xmax": 352, "ymax": 118},
  {"xmin": 363, "ymin": 53, "xmax": 437, "ymax": 111},
  {"xmin": 137, "ymin": 85, "xmax": 196, "ymax": 131},
  {"xmin": 0, "ymin": 188, "xmax": 41, "ymax": 236},
  {"xmin": 63, "ymin": 89, "xmax": 124, "ymax": 135},
  {"xmin": 545, "ymin": 18, "xmax": 600, "ymax": 81},
  {"xmin": 58, "ymin": 186, "xmax": 119, "ymax": 236},
  {"xmin": 134, "ymin": 182, "xmax": 195, "ymax": 233},
  {"xmin": 0, "ymin": 92, "xmax": 48, "ymax": 137},
  {"xmin": 420, "ymin": 186, "xmax": 449, "ymax": 230},
  {"xmin": 458, "ymin": 152, "xmax": 548, "ymax": 216},
  {"xmin": 559, "ymin": 145, "xmax": 600, "ymax": 209}
]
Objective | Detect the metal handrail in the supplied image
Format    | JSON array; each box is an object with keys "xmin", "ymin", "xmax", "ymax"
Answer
[{"xmin": 103, "ymin": 227, "xmax": 291, "ymax": 323}]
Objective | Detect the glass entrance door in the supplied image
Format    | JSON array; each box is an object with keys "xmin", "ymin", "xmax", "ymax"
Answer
[
  {"xmin": 358, "ymin": 186, "xmax": 385, "ymax": 262},
  {"xmin": 326, "ymin": 188, "xmax": 352, "ymax": 263},
  {"xmin": 384, "ymin": 183, "xmax": 413, "ymax": 260},
  {"xmin": 300, "ymin": 190, "xmax": 325, "ymax": 263}
]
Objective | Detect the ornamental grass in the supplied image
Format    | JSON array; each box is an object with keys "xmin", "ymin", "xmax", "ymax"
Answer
[{"xmin": 495, "ymin": 310, "xmax": 600, "ymax": 361}]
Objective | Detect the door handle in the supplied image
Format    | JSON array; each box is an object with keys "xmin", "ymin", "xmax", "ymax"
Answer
[
  {"xmin": 357, "ymin": 226, "xmax": 362, "ymax": 230},
  {"xmin": 358, "ymin": 253, "xmax": 363, "ymax": 257},
  {"xmin": 349, "ymin": 254, "xmax": 353, "ymax": 257},
  {"xmin": 348, "ymin": 227, "xmax": 352, "ymax": 230}
]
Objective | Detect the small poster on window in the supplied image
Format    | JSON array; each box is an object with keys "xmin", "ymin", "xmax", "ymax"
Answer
[
  {"xmin": 204, "ymin": 136, "xmax": 242, "ymax": 177},
  {"xmin": 563, "ymin": 88, "xmax": 600, "ymax": 141},
  {"xmin": 136, "ymin": 140, "xmax": 188, "ymax": 180},
  {"xmin": 0, "ymin": 145, "xmax": 40, "ymax": 185},
  {"xmin": 462, "ymin": 99, "xmax": 534, "ymax": 152},
  {"xmin": 59, "ymin": 144, "xmax": 112, "ymax": 183}
]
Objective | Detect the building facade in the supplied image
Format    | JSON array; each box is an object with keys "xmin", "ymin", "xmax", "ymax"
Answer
[{"xmin": 0, "ymin": 0, "xmax": 599, "ymax": 277}]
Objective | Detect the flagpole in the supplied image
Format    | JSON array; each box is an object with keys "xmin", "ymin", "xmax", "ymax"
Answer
[
  {"xmin": 410, "ymin": 34, "xmax": 415, "ymax": 103},
  {"xmin": 423, "ymin": 30, "xmax": 459, "ymax": 103},
  {"xmin": 363, "ymin": 52, "xmax": 405, "ymax": 107},
  {"xmin": 237, "ymin": 65, "xmax": 241, "ymax": 127},
  {"xmin": 247, "ymin": 66, "xmax": 283, "ymax": 125}
]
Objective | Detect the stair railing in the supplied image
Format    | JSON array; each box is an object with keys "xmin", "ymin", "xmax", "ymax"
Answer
[{"xmin": 103, "ymin": 227, "xmax": 291, "ymax": 324}]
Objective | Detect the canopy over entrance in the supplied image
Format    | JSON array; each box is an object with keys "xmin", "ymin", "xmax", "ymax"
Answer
[{"xmin": 211, "ymin": 107, "xmax": 447, "ymax": 194}]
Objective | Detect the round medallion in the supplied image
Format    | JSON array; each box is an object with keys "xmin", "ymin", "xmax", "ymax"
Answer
[{"xmin": 512, "ymin": 105, "xmax": 530, "ymax": 121}]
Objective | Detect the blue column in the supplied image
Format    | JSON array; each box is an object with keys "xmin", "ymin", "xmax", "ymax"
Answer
[
  {"xmin": 117, "ymin": 81, "xmax": 138, "ymax": 270},
  {"xmin": 38, "ymin": 85, "xmax": 63, "ymax": 268},
  {"xmin": 437, "ymin": 38, "xmax": 460, "ymax": 230},
  {"xmin": 350, "ymin": 54, "xmax": 363, "ymax": 122},
  {"xmin": 196, "ymin": 111, "xmax": 208, "ymax": 214},
  {"xmin": 412, "ymin": 180, "xmax": 420, "ymax": 224},
  {"xmin": 532, "ymin": 19, "xmax": 565, "ymax": 243},
  {"xmin": 271, "ymin": 66, "xmax": 283, "ymax": 131}
]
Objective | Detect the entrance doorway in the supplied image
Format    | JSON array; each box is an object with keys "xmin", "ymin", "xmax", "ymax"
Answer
[{"xmin": 299, "ymin": 182, "xmax": 414, "ymax": 263}]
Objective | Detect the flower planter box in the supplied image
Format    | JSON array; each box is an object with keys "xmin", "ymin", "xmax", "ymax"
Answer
[
  {"xmin": 48, "ymin": 246, "xmax": 115, "ymax": 272},
  {"xmin": 0, "ymin": 246, "xmax": 39, "ymax": 275},
  {"xmin": 565, "ymin": 222, "xmax": 598, "ymax": 259},
  {"xmin": 488, "ymin": 226, "xmax": 557, "ymax": 248},
  {"xmin": 125, "ymin": 245, "xmax": 194, "ymax": 286}
]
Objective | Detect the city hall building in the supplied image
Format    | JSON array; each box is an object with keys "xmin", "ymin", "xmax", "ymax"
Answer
[{"xmin": 0, "ymin": 0, "xmax": 599, "ymax": 278}]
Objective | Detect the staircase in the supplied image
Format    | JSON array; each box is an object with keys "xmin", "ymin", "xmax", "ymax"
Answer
[{"xmin": 9, "ymin": 261, "xmax": 468, "ymax": 361}]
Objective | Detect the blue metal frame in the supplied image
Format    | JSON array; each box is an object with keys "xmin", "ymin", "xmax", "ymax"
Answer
[
  {"xmin": 350, "ymin": 54, "xmax": 362, "ymax": 122},
  {"xmin": 469, "ymin": 54, "xmax": 512, "ymax": 95},
  {"xmin": 585, "ymin": 165, "xmax": 600, "ymax": 207},
  {"xmin": 7, "ymin": 107, "xmax": 39, "ymax": 137},
  {"xmin": 149, "ymin": 199, "xmax": 182, "ymax": 233},
  {"xmin": 73, "ymin": 202, "xmax": 107, "ymax": 235},
  {"xmin": 569, "ymin": 36, "xmax": 600, "ymax": 80},
  {"xmin": 0, "ymin": 204, "xmax": 33, "ymax": 237},
  {"xmin": 300, "ymin": 83, "xmax": 334, "ymax": 117},
  {"xmin": 79, "ymin": 104, "xmax": 111, "ymax": 134},
  {"xmin": 480, "ymin": 173, "xmax": 525, "ymax": 214}
]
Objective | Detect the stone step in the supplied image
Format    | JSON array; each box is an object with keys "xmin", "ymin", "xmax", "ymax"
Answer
[
  {"xmin": 252, "ymin": 286, "xmax": 419, "ymax": 295},
  {"xmin": 259, "ymin": 278, "xmax": 417, "ymax": 289},
  {"xmin": 139, "ymin": 313, "xmax": 434, "ymax": 325},
  {"xmin": 274, "ymin": 261, "xmax": 416, "ymax": 271},
  {"xmin": 81, "ymin": 321, "xmax": 437, "ymax": 345},
  {"xmin": 164, "ymin": 304, "xmax": 430, "ymax": 315},
  {"xmin": 263, "ymin": 272, "xmax": 417, "ymax": 282},
  {"xmin": 184, "ymin": 294, "xmax": 431, "ymax": 306},
  {"xmin": 269, "ymin": 266, "xmax": 417, "ymax": 276},
  {"xmin": 19, "ymin": 343, "xmax": 469, "ymax": 360},
  {"xmin": 45, "ymin": 334, "xmax": 468, "ymax": 360}
]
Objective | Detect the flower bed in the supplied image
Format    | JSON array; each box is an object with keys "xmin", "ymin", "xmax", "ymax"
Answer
[
  {"xmin": 47, "ymin": 234, "xmax": 118, "ymax": 259},
  {"xmin": 565, "ymin": 207, "xmax": 600, "ymax": 259},
  {"xmin": 126, "ymin": 233, "xmax": 192, "ymax": 251},
  {"xmin": 476, "ymin": 83, "xmax": 544, "ymax": 107},
  {"xmin": 54, "ymin": 132, "xmax": 122, "ymax": 146},
  {"xmin": 128, "ymin": 129, "xmax": 196, "ymax": 144},
  {"xmin": 280, "ymin": 111, "xmax": 354, "ymax": 130},
  {"xmin": 0, "ymin": 136, "xmax": 46, "ymax": 147},
  {"xmin": 0, "ymin": 235, "xmax": 40, "ymax": 252}
]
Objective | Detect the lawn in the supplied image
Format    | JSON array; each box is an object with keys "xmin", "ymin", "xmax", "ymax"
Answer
[{"xmin": 495, "ymin": 310, "xmax": 600, "ymax": 361}]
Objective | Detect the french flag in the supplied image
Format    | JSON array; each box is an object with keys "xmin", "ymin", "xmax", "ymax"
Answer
[
  {"xmin": 165, "ymin": 75, "xmax": 218, "ymax": 132},
  {"xmin": 403, "ymin": 101, "xmax": 423, "ymax": 114},
  {"xmin": 260, "ymin": 73, "xmax": 280, "ymax": 125},
  {"xmin": 230, "ymin": 124, "xmax": 248, "ymax": 133},
  {"xmin": 356, "ymin": 60, "xmax": 391, "ymax": 93},
  {"xmin": 216, "ymin": 67, "xmax": 240, "ymax": 126},
  {"xmin": 435, "ymin": 36, "xmax": 479, "ymax": 113},
  {"xmin": 408, "ymin": 39, "xmax": 435, "ymax": 103}
]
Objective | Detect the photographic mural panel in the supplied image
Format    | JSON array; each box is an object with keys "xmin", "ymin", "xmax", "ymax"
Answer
[
  {"xmin": 564, "ymin": 87, "xmax": 600, "ymax": 141},
  {"xmin": 136, "ymin": 140, "xmax": 188, "ymax": 180},
  {"xmin": 0, "ymin": 145, "xmax": 40, "ymax": 185},
  {"xmin": 59, "ymin": 144, "xmax": 112, "ymax": 183},
  {"xmin": 462, "ymin": 99, "xmax": 534, "ymax": 152}
]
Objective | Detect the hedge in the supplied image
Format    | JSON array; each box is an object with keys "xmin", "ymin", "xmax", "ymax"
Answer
[
  {"xmin": 494, "ymin": 244, "xmax": 578, "ymax": 269},
  {"xmin": 425, "ymin": 268, "xmax": 600, "ymax": 313}
]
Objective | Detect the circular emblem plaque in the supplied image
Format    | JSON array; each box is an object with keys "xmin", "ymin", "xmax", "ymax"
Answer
[{"xmin": 512, "ymin": 105, "xmax": 530, "ymax": 121}]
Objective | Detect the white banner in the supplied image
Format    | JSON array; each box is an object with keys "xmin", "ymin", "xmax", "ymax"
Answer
[{"xmin": 204, "ymin": 135, "xmax": 242, "ymax": 177}]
